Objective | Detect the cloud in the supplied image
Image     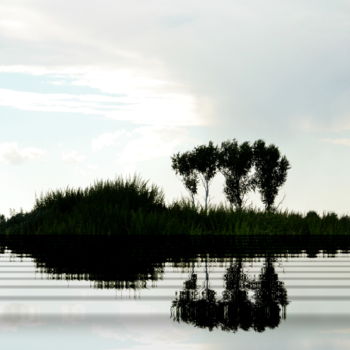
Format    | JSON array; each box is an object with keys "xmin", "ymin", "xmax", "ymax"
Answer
[
  {"xmin": 92, "ymin": 126, "xmax": 192, "ymax": 163},
  {"xmin": 0, "ymin": 0, "xmax": 348, "ymax": 133},
  {"xmin": 61, "ymin": 151, "xmax": 86, "ymax": 164},
  {"xmin": 1, "ymin": 0, "xmax": 349, "ymax": 133},
  {"xmin": 117, "ymin": 127, "xmax": 184, "ymax": 163},
  {"xmin": 323, "ymin": 138, "xmax": 350, "ymax": 147},
  {"xmin": 0, "ymin": 88, "xmax": 122, "ymax": 116},
  {"xmin": 0, "ymin": 70, "xmax": 201, "ymax": 126},
  {"xmin": 323, "ymin": 328, "xmax": 350, "ymax": 335},
  {"xmin": 0, "ymin": 142, "xmax": 46, "ymax": 164},
  {"xmin": 92, "ymin": 130, "xmax": 130, "ymax": 152}
]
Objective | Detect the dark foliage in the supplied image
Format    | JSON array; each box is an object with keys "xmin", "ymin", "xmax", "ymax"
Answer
[
  {"xmin": 219, "ymin": 140, "xmax": 255, "ymax": 209},
  {"xmin": 192, "ymin": 141, "xmax": 219, "ymax": 211},
  {"xmin": 172, "ymin": 141, "xmax": 219, "ymax": 211},
  {"xmin": 253, "ymin": 139, "xmax": 290, "ymax": 211},
  {"xmin": 172, "ymin": 256, "xmax": 289, "ymax": 332},
  {"xmin": 1, "ymin": 175, "xmax": 350, "ymax": 236},
  {"xmin": 171, "ymin": 151, "xmax": 199, "ymax": 206}
]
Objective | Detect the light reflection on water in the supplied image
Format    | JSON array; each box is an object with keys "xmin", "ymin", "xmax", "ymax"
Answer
[{"xmin": 0, "ymin": 236, "xmax": 350, "ymax": 349}]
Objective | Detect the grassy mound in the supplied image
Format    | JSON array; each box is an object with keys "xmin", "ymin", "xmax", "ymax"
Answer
[{"xmin": 1, "ymin": 177, "xmax": 167, "ymax": 235}]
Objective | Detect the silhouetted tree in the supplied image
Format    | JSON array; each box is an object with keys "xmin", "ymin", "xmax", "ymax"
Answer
[
  {"xmin": 171, "ymin": 151, "xmax": 199, "ymax": 206},
  {"xmin": 253, "ymin": 140, "xmax": 290, "ymax": 211},
  {"xmin": 172, "ymin": 141, "xmax": 219, "ymax": 211},
  {"xmin": 219, "ymin": 140, "xmax": 255, "ymax": 209},
  {"xmin": 192, "ymin": 141, "xmax": 219, "ymax": 212}
]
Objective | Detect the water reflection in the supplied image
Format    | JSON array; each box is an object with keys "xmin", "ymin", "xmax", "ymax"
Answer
[
  {"xmin": 172, "ymin": 257, "xmax": 288, "ymax": 332},
  {"xmin": 0, "ymin": 234, "xmax": 349, "ymax": 333},
  {"xmin": 252, "ymin": 258, "xmax": 288, "ymax": 331},
  {"xmin": 0, "ymin": 235, "xmax": 167, "ymax": 289},
  {"xmin": 219, "ymin": 258, "xmax": 255, "ymax": 332},
  {"xmin": 171, "ymin": 258, "xmax": 219, "ymax": 331}
]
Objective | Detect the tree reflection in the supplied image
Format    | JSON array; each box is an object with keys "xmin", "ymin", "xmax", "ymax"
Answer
[
  {"xmin": 171, "ymin": 256, "xmax": 219, "ymax": 331},
  {"xmin": 172, "ymin": 257, "xmax": 289, "ymax": 333},
  {"xmin": 218, "ymin": 258, "xmax": 253, "ymax": 332},
  {"xmin": 252, "ymin": 257, "xmax": 289, "ymax": 332}
]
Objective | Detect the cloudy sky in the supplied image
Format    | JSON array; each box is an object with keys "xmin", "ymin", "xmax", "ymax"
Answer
[{"xmin": 1, "ymin": 0, "xmax": 350, "ymax": 216}]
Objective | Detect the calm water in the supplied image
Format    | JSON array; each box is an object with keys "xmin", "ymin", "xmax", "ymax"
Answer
[{"xmin": 0, "ymin": 236, "xmax": 350, "ymax": 349}]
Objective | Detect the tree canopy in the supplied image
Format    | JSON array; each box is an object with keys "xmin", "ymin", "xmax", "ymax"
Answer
[
  {"xmin": 171, "ymin": 151, "xmax": 199, "ymax": 206},
  {"xmin": 253, "ymin": 140, "xmax": 290, "ymax": 211},
  {"xmin": 192, "ymin": 141, "xmax": 219, "ymax": 211},
  {"xmin": 172, "ymin": 141, "xmax": 219, "ymax": 211},
  {"xmin": 219, "ymin": 140, "xmax": 255, "ymax": 209},
  {"xmin": 171, "ymin": 139, "xmax": 290, "ymax": 211}
]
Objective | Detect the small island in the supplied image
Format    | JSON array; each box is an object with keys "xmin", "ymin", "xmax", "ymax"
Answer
[{"xmin": 1, "ymin": 139, "xmax": 349, "ymax": 238}]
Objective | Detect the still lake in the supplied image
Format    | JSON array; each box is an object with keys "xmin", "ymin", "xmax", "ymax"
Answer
[{"xmin": 0, "ymin": 235, "xmax": 350, "ymax": 350}]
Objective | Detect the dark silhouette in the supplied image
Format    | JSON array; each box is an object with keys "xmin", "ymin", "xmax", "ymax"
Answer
[
  {"xmin": 217, "ymin": 258, "xmax": 254, "ymax": 331},
  {"xmin": 0, "ymin": 214, "xmax": 5, "ymax": 230},
  {"xmin": 253, "ymin": 140, "xmax": 290, "ymax": 211},
  {"xmin": 172, "ymin": 256, "xmax": 219, "ymax": 331},
  {"xmin": 252, "ymin": 257, "xmax": 289, "ymax": 332},
  {"xmin": 173, "ymin": 256, "xmax": 289, "ymax": 333},
  {"xmin": 192, "ymin": 141, "xmax": 219, "ymax": 212},
  {"xmin": 171, "ymin": 141, "xmax": 219, "ymax": 211},
  {"xmin": 219, "ymin": 140, "xmax": 255, "ymax": 209},
  {"xmin": 171, "ymin": 151, "xmax": 199, "ymax": 206},
  {"xmin": 171, "ymin": 139, "xmax": 290, "ymax": 212},
  {"xmin": 2, "ymin": 234, "xmax": 349, "ymax": 334}
]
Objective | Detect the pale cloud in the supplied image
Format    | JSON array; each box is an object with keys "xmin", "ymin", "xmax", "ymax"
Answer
[
  {"xmin": 0, "ymin": 143, "xmax": 46, "ymax": 164},
  {"xmin": 4, "ymin": 0, "xmax": 349, "ymax": 131},
  {"xmin": 0, "ymin": 19, "xmax": 26, "ymax": 39},
  {"xmin": 0, "ymin": 68, "xmax": 202, "ymax": 126},
  {"xmin": 92, "ymin": 130, "xmax": 129, "ymax": 152},
  {"xmin": 0, "ymin": 88, "xmax": 121, "ymax": 115},
  {"xmin": 0, "ymin": 65, "xmax": 84, "ymax": 76},
  {"xmin": 90, "ymin": 126, "xmax": 194, "ymax": 181},
  {"xmin": 0, "ymin": 0, "xmax": 348, "ymax": 131},
  {"xmin": 92, "ymin": 126, "xmax": 192, "ymax": 163},
  {"xmin": 323, "ymin": 138, "xmax": 350, "ymax": 147},
  {"xmin": 296, "ymin": 90, "xmax": 350, "ymax": 133},
  {"xmin": 105, "ymin": 93, "xmax": 199, "ymax": 126},
  {"xmin": 61, "ymin": 151, "xmax": 86, "ymax": 164},
  {"xmin": 323, "ymin": 328, "xmax": 350, "ymax": 334},
  {"xmin": 117, "ymin": 126, "xmax": 184, "ymax": 163},
  {"xmin": 0, "ymin": 6, "xmax": 37, "ymax": 41}
]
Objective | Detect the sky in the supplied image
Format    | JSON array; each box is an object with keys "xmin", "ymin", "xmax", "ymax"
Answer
[{"xmin": 1, "ymin": 0, "xmax": 350, "ymax": 216}]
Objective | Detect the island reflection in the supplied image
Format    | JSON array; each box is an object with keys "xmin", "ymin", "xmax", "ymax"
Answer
[{"xmin": 0, "ymin": 234, "xmax": 347, "ymax": 333}]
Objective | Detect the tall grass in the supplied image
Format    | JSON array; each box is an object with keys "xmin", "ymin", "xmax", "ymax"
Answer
[
  {"xmin": 1, "ymin": 176, "xmax": 167, "ymax": 235},
  {"xmin": 1, "ymin": 176, "xmax": 350, "ymax": 236}
]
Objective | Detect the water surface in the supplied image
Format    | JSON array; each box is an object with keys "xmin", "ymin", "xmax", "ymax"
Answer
[{"xmin": 0, "ymin": 235, "xmax": 350, "ymax": 349}]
